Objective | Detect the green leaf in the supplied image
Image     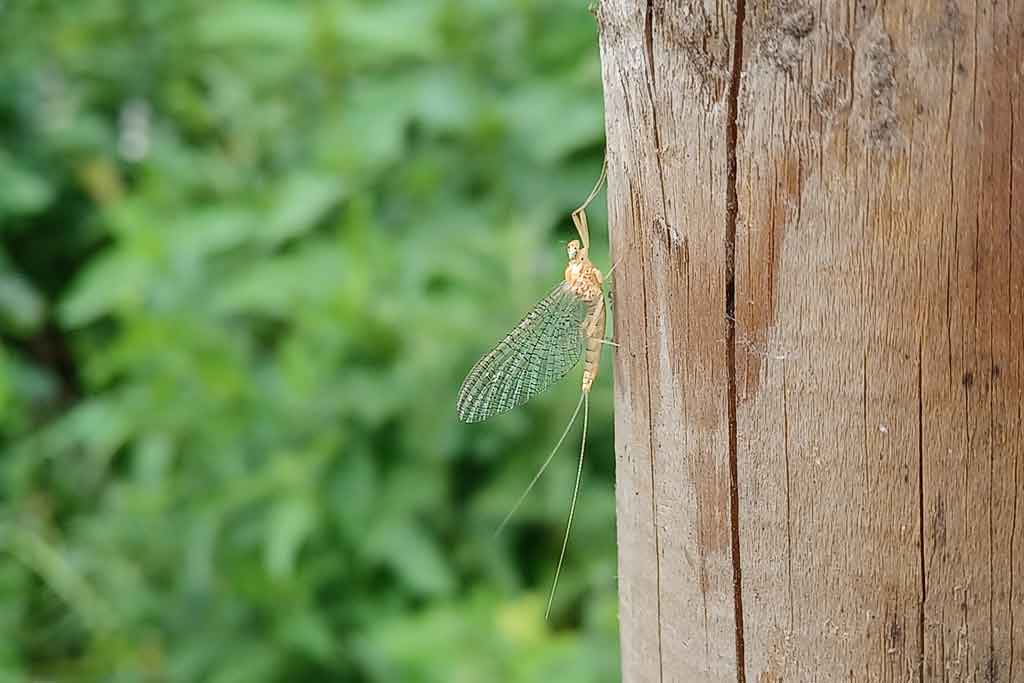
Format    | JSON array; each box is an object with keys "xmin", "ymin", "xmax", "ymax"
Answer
[
  {"xmin": 59, "ymin": 250, "xmax": 149, "ymax": 327},
  {"xmin": 0, "ymin": 150, "xmax": 53, "ymax": 218},
  {"xmin": 265, "ymin": 497, "xmax": 317, "ymax": 579},
  {"xmin": 0, "ymin": 267, "xmax": 45, "ymax": 334},
  {"xmin": 278, "ymin": 611, "xmax": 335, "ymax": 663},
  {"xmin": 263, "ymin": 173, "xmax": 344, "ymax": 247},
  {"xmin": 198, "ymin": 2, "xmax": 311, "ymax": 50},
  {"xmin": 336, "ymin": 2, "xmax": 441, "ymax": 65},
  {"xmin": 366, "ymin": 522, "xmax": 454, "ymax": 598}
]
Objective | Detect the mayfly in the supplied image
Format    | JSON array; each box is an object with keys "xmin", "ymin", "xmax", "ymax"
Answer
[{"xmin": 456, "ymin": 161, "xmax": 615, "ymax": 618}]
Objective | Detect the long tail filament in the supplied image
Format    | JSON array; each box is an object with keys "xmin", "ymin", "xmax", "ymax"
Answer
[
  {"xmin": 545, "ymin": 392, "xmax": 588, "ymax": 620},
  {"xmin": 493, "ymin": 392, "xmax": 586, "ymax": 538}
]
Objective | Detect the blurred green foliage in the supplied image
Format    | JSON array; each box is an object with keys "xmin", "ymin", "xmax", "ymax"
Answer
[{"xmin": 0, "ymin": 1, "xmax": 617, "ymax": 681}]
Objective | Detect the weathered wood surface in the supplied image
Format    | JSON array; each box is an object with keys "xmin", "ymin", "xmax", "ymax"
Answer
[{"xmin": 598, "ymin": 0, "xmax": 1023, "ymax": 680}]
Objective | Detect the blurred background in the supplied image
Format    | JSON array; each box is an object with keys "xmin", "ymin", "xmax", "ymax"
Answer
[{"xmin": 0, "ymin": 1, "xmax": 617, "ymax": 681}]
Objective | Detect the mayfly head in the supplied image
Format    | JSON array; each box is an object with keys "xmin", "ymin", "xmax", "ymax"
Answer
[{"xmin": 566, "ymin": 239, "xmax": 583, "ymax": 261}]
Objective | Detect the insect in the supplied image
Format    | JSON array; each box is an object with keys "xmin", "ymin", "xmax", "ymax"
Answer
[{"xmin": 456, "ymin": 161, "xmax": 616, "ymax": 618}]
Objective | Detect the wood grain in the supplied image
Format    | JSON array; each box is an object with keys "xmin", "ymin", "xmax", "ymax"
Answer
[{"xmin": 598, "ymin": 0, "xmax": 1023, "ymax": 680}]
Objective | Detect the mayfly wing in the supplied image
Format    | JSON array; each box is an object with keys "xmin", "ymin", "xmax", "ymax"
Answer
[{"xmin": 457, "ymin": 281, "xmax": 587, "ymax": 423}]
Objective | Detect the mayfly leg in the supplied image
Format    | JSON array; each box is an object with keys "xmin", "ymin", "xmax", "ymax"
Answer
[
  {"xmin": 604, "ymin": 256, "xmax": 622, "ymax": 318},
  {"xmin": 571, "ymin": 158, "xmax": 608, "ymax": 249}
]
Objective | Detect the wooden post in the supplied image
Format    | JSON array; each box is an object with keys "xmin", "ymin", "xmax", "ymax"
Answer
[{"xmin": 598, "ymin": 0, "xmax": 1023, "ymax": 680}]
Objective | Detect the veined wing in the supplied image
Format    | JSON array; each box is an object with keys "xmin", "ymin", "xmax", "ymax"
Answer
[{"xmin": 457, "ymin": 281, "xmax": 586, "ymax": 423}]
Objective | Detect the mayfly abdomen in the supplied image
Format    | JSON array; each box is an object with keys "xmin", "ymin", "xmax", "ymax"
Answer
[{"xmin": 581, "ymin": 296, "xmax": 606, "ymax": 394}]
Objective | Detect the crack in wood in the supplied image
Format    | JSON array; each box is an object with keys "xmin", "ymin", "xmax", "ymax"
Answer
[
  {"xmin": 918, "ymin": 339, "xmax": 927, "ymax": 683},
  {"xmin": 726, "ymin": 0, "xmax": 747, "ymax": 680}
]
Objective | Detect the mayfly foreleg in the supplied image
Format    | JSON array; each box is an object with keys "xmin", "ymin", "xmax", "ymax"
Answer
[{"xmin": 570, "ymin": 157, "xmax": 607, "ymax": 250}]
